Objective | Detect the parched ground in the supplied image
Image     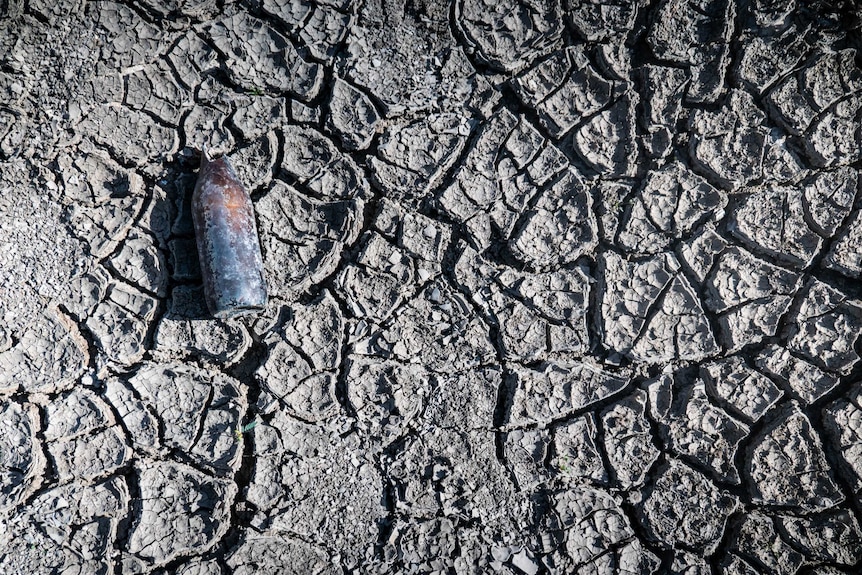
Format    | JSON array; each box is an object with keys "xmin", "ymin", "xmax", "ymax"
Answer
[{"xmin": 1, "ymin": 0, "xmax": 861, "ymax": 573}]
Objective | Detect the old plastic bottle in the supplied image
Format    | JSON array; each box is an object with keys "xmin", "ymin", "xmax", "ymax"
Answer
[{"xmin": 191, "ymin": 148, "xmax": 268, "ymax": 319}]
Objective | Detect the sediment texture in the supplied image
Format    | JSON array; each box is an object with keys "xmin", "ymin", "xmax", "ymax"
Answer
[{"xmin": 1, "ymin": 0, "xmax": 861, "ymax": 573}]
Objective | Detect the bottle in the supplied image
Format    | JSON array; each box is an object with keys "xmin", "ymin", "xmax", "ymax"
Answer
[{"xmin": 191, "ymin": 148, "xmax": 268, "ymax": 319}]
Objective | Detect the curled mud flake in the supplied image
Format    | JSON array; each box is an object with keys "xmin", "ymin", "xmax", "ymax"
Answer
[
  {"xmin": 553, "ymin": 485, "xmax": 659, "ymax": 571},
  {"xmin": 232, "ymin": 97, "xmax": 288, "ymax": 141},
  {"xmin": 260, "ymin": 0, "xmax": 312, "ymax": 31},
  {"xmin": 337, "ymin": 232, "xmax": 416, "ymax": 323},
  {"xmin": 647, "ymin": 0, "xmax": 734, "ymax": 103},
  {"xmin": 18, "ymin": 477, "xmax": 129, "ymax": 575},
  {"xmin": 230, "ymin": 133, "xmax": 279, "ymax": 192},
  {"xmin": 44, "ymin": 388, "xmax": 114, "ymax": 441},
  {"xmin": 327, "ymin": 78, "xmax": 380, "ymax": 151},
  {"xmin": 746, "ymin": 403, "xmax": 843, "ymax": 511},
  {"xmin": 640, "ymin": 279, "xmax": 719, "ymax": 361},
  {"xmin": 183, "ymin": 106, "xmax": 235, "ymax": 158},
  {"xmin": 126, "ymin": 460, "xmax": 236, "ymax": 566},
  {"xmin": 153, "ymin": 285, "xmax": 252, "ymax": 366},
  {"xmin": 595, "ymin": 180, "xmax": 634, "ymax": 242},
  {"xmin": 92, "ymin": 2, "xmax": 162, "ymax": 69},
  {"xmin": 124, "ymin": 362, "xmax": 246, "ymax": 474},
  {"xmin": 0, "ymin": 306, "xmax": 88, "ymax": 395},
  {"xmin": 639, "ymin": 65, "xmax": 688, "ymax": 159},
  {"xmin": 346, "ymin": 357, "xmax": 430, "ymax": 448},
  {"xmin": 255, "ymin": 127, "xmax": 366, "ymax": 299},
  {"xmin": 510, "ymin": 169, "xmax": 598, "ymax": 269},
  {"xmin": 502, "ymin": 112, "xmax": 550, "ymax": 170},
  {"xmin": 804, "ymin": 94, "xmax": 862, "ymax": 167},
  {"xmin": 0, "ymin": 401, "xmax": 45, "ymax": 511},
  {"xmin": 86, "ymin": 281, "xmax": 157, "ymax": 369},
  {"xmin": 717, "ymin": 554, "xmax": 761, "ymax": 575},
  {"xmin": 257, "ymin": 181, "xmax": 363, "ymax": 300},
  {"xmin": 504, "ymin": 428, "xmax": 551, "ymax": 491},
  {"xmin": 454, "ymin": 244, "xmax": 592, "ymax": 362},
  {"xmin": 64, "ymin": 62, "xmax": 124, "ymax": 123},
  {"xmin": 57, "ymin": 149, "xmax": 145, "ymax": 258},
  {"xmin": 667, "ymin": 551, "xmax": 713, "ymax": 574},
  {"xmin": 48, "ymin": 427, "xmax": 130, "ymax": 483},
  {"xmin": 636, "ymin": 459, "xmax": 738, "ymax": 552},
  {"xmin": 511, "ymin": 46, "xmax": 617, "ymax": 140},
  {"xmin": 107, "ymin": 227, "xmax": 168, "ymax": 297},
  {"xmin": 192, "ymin": 150, "xmax": 268, "ymax": 319},
  {"xmin": 352, "ymin": 280, "xmax": 496, "ymax": 373},
  {"xmin": 762, "ymin": 129, "xmax": 806, "ymax": 184},
  {"xmin": 731, "ymin": 187, "xmax": 824, "ymax": 268},
  {"xmin": 823, "ymin": 383, "xmax": 862, "ymax": 501},
  {"xmin": 297, "ymin": 3, "xmax": 351, "ymax": 62},
  {"xmin": 701, "ymin": 356, "xmax": 783, "ymax": 423},
  {"xmin": 601, "ymin": 389, "xmax": 660, "ymax": 489},
  {"xmin": 704, "ymin": 246, "xmax": 800, "ymax": 350},
  {"xmin": 167, "ymin": 31, "xmax": 220, "ymax": 92},
  {"xmin": 290, "ymin": 99, "xmax": 320, "ymax": 123},
  {"xmin": 735, "ymin": 28, "xmax": 808, "ymax": 94},
  {"xmin": 104, "ymin": 376, "xmax": 160, "ymax": 453},
  {"xmin": 171, "ymin": 558, "xmax": 225, "ymax": 575},
  {"xmin": 599, "ymin": 251, "xmax": 718, "ymax": 363},
  {"xmin": 786, "ymin": 279, "xmax": 862, "ymax": 375},
  {"xmin": 780, "ymin": 509, "xmax": 862, "ymax": 565},
  {"xmin": 617, "ymin": 161, "xmax": 727, "ymax": 254},
  {"xmin": 369, "ymin": 113, "xmax": 470, "ymax": 204},
  {"xmin": 226, "ymin": 532, "xmax": 338, "ymax": 575},
  {"xmin": 756, "ymin": 344, "xmax": 840, "ymax": 404},
  {"xmin": 256, "ymin": 291, "xmax": 343, "ymax": 421},
  {"xmin": 438, "ymin": 109, "xmax": 517, "ymax": 248},
  {"xmin": 78, "ymin": 105, "xmax": 179, "ymax": 166},
  {"xmin": 824, "ymin": 209, "xmax": 862, "ymax": 278},
  {"xmin": 646, "ymin": 374, "xmax": 749, "ymax": 484},
  {"xmin": 281, "ymin": 125, "xmax": 370, "ymax": 200},
  {"xmin": 732, "ymin": 513, "xmax": 805, "ymax": 575},
  {"xmin": 765, "ymin": 49, "xmax": 862, "ymax": 136},
  {"xmin": 507, "ymin": 362, "xmax": 629, "ymax": 427},
  {"xmin": 398, "ymin": 209, "xmax": 452, "ymax": 268},
  {"xmin": 804, "ymin": 167, "xmax": 858, "ymax": 238},
  {"xmin": 262, "ymin": 0, "xmax": 350, "ymax": 63},
  {"xmin": 565, "ymin": 0, "xmax": 642, "ymax": 42},
  {"xmin": 440, "ymin": 111, "xmax": 576, "ymax": 254},
  {"xmin": 573, "ymin": 95, "xmax": 639, "ymax": 177},
  {"xmin": 206, "ymin": 13, "xmax": 322, "ymax": 101},
  {"xmin": 125, "ymin": 61, "xmax": 191, "ymax": 125},
  {"xmin": 746, "ymin": 0, "xmax": 796, "ymax": 27},
  {"xmin": 676, "ymin": 224, "xmax": 728, "ymax": 283},
  {"xmin": 689, "ymin": 90, "xmax": 768, "ymax": 189},
  {"xmin": 64, "ymin": 190, "xmax": 143, "ymax": 260},
  {"xmin": 599, "ymin": 250, "xmax": 670, "ymax": 355},
  {"xmin": 456, "ymin": 0, "xmax": 563, "ymax": 73},
  {"xmin": 553, "ymin": 414, "xmax": 608, "ymax": 485}
]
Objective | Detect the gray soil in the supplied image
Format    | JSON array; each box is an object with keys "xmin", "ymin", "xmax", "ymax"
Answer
[{"xmin": 1, "ymin": 0, "xmax": 862, "ymax": 573}]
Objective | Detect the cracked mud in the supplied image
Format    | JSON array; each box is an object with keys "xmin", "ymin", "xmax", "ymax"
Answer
[{"xmin": 1, "ymin": 0, "xmax": 862, "ymax": 573}]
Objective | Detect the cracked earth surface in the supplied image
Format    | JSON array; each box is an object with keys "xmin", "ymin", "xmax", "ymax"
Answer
[{"xmin": 1, "ymin": 0, "xmax": 861, "ymax": 573}]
